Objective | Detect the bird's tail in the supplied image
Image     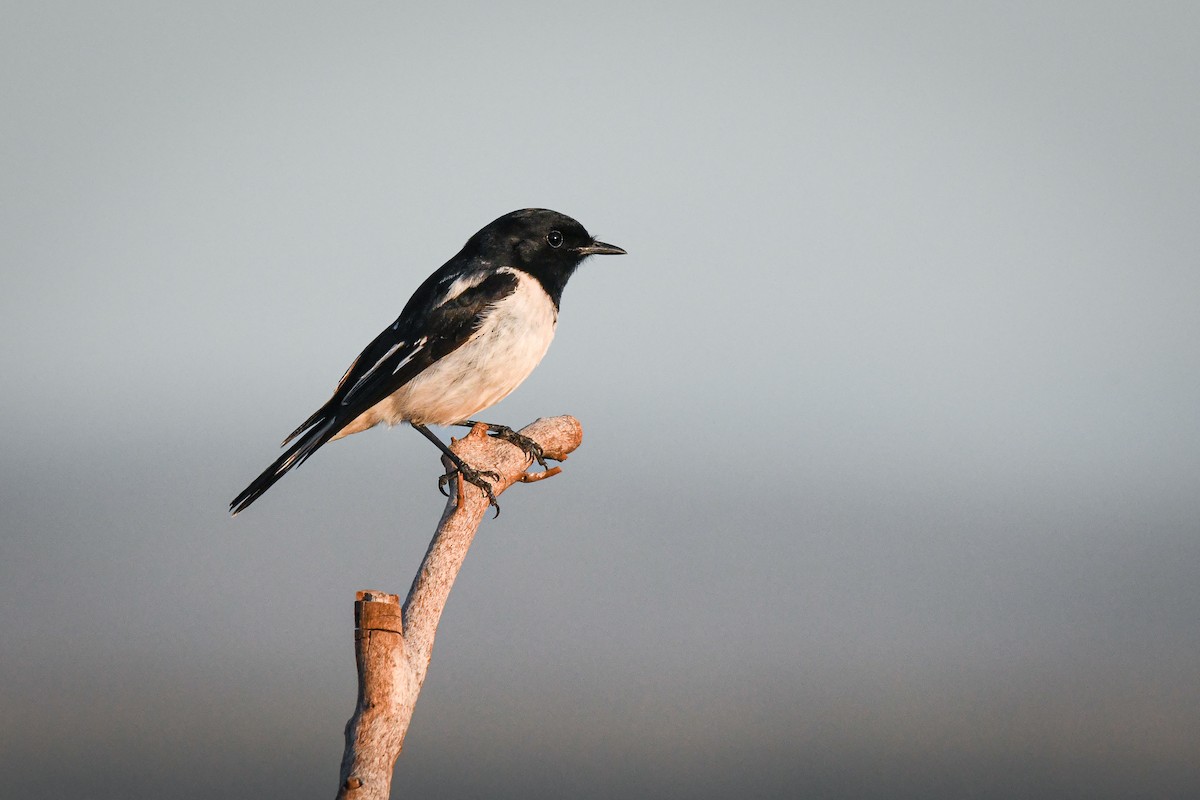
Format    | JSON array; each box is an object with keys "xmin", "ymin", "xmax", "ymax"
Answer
[{"xmin": 230, "ymin": 415, "xmax": 339, "ymax": 516}]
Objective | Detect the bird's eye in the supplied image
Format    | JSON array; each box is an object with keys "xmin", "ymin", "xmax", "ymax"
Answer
[{"xmin": 547, "ymin": 230, "xmax": 564, "ymax": 248}]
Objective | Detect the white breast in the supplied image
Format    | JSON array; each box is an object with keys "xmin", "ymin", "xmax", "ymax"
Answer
[{"xmin": 366, "ymin": 270, "xmax": 558, "ymax": 428}]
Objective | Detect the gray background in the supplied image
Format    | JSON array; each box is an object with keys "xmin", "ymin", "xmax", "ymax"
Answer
[{"xmin": 3, "ymin": 2, "xmax": 1198, "ymax": 798}]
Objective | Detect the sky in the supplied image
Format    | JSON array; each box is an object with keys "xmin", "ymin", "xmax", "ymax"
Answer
[{"xmin": 2, "ymin": 2, "xmax": 1199, "ymax": 798}]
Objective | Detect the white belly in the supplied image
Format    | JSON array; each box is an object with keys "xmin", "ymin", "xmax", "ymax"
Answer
[{"xmin": 350, "ymin": 271, "xmax": 558, "ymax": 430}]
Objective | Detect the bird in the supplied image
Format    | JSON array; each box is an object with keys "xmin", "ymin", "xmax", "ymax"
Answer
[{"xmin": 229, "ymin": 208, "xmax": 625, "ymax": 516}]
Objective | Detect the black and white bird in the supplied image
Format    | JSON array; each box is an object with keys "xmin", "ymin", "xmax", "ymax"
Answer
[{"xmin": 229, "ymin": 208, "xmax": 625, "ymax": 516}]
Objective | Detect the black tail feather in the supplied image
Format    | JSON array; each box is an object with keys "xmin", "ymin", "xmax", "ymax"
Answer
[
  {"xmin": 281, "ymin": 407, "xmax": 327, "ymax": 447},
  {"xmin": 230, "ymin": 416, "xmax": 339, "ymax": 516}
]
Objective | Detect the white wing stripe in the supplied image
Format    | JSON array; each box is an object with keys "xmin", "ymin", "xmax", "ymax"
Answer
[
  {"xmin": 341, "ymin": 337, "xmax": 427, "ymax": 403},
  {"xmin": 438, "ymin": 271, "xmax": 494, "ymax": 307},
  {"xmin": 391, "ymin": 338, "xmax": 426, "ymax": 374}
]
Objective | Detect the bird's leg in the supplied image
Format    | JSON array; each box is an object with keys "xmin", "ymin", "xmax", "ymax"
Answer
[
  {"xmin": 454, "ymin": 420, "xmax": 548, "ymax": 468},
  {"xmin": 411, "ymin": 423, "xmax": 500, "ymax": 515}
]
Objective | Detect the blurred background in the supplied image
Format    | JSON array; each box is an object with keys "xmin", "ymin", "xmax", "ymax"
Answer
[{"xmin": 3, "ymin": 2, "xmax": 1198, "ymax": 798}]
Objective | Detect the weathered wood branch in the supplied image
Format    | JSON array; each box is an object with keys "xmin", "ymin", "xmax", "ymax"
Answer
[{"xmin": 336, "ymin": 416, "xmax": 584, "ymax": 800}]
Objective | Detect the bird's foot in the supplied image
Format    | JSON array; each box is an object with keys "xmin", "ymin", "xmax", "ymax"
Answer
[
  {"xmin": 438, "ymin": 463, "xmax": 501, "ymax": 515},
  {"xmin": 460, "ymin": 421, "xmax": 548, "ymax": 468}
]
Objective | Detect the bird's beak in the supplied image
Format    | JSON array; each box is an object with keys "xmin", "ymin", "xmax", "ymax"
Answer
[{"xmin": 575, "ymin": 239, "xmax": 627, "ymax": 256}]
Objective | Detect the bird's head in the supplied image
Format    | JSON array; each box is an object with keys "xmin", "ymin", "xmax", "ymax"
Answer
[{"xmin": 468, "ymin": 208, "xmax": 625, "ymax": 305}]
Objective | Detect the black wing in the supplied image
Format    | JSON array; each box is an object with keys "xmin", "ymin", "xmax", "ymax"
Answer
[{"xmin": 229, "ymin": 269, "xmax": 519, "ymax": 515}]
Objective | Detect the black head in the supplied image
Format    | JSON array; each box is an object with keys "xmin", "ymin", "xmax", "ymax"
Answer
[{"xmin": 465, "ymin": 208, "xmax": 626, "ymax": 306}]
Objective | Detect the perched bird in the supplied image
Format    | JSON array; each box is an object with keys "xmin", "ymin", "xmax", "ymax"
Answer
[{"xmin": 230, "ymin": 208, "xmax": 625, "ymax": 516}]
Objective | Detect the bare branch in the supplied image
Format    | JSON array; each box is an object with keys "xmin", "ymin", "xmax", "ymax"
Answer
[{"xmin": 336, "ymin": 416, "xmax": 584, "ymax": 800}]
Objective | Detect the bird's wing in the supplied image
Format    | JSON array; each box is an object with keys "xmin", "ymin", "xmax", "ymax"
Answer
[
  {"xmin": 230, "ymin": 268, "xmax": 520, "ymax": 515},
  {"xmin": 285, "ymin": 268, "xmax": 521, "ymax": 444}
]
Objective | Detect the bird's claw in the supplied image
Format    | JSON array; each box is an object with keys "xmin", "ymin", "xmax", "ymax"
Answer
[
  {"xmin": 438, "ymin": 464, "xmax": 501, "ymax": 516},
  {"xmin": 486, "ymin": 425, "xmax": 548, "ymax": 468}
]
